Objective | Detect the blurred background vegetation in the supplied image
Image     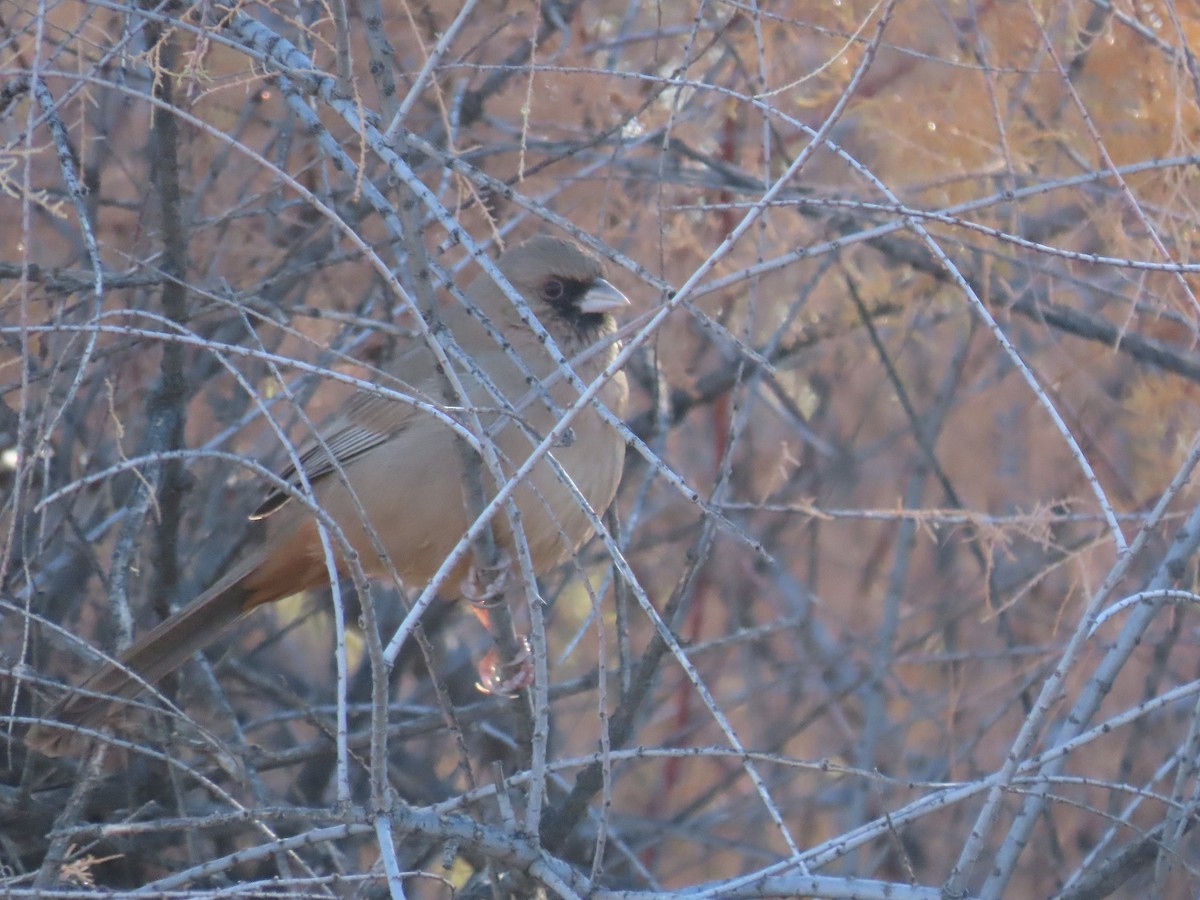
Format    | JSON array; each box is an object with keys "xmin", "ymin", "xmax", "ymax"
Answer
[{"xmin": 4, "ymin": 1, "xmax": 1200, "ymax": 897}]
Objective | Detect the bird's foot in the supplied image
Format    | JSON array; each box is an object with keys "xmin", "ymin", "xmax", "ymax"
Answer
[
  {"xmin": 475, "ymin": 636, "xmax": 534, "ymax": 697},
  {"xmin": 460, "ymin": 550, "xmax": 512, "ymax": 610}
]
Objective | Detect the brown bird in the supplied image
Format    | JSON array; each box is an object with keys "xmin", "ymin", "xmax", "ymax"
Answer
[{"xmin": 28, "ymin": 236, "xmax": 629, "ymax": 757}]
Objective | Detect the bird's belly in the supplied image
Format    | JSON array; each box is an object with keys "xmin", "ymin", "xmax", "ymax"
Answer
[
  {"xmin": 513, "ymin": 414, "xmax": 623, "ymax": 572},
  {"xmin": 307, "ymin": 411, "xmax": 621, "ymax": 595}
]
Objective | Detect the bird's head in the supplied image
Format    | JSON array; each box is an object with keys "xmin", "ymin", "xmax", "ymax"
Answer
[{"xmin": 487, "ymin": 236, "xmax": 629, "ymax": 344}]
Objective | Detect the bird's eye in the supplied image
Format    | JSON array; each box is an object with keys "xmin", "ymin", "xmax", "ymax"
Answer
[{"xmin": 542, "ymin": 278, "xmax": 565, "ymax": 301}]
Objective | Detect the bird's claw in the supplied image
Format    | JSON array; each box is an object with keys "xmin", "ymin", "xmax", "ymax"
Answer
[
  {"xmin": 460, "ymin": 551, "xmax": 512, "ymax": 610},
  {"xmin": 475, "ymin": 637, "xmax": 534, "ymax": 697}
]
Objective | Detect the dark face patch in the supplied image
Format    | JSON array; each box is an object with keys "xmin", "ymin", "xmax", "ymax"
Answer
[{"xmin": 540, "ymin": 276, "xmax": 610, "ymax": 338}]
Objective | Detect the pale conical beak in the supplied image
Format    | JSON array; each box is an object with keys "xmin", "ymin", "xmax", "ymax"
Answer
[{"xmin": 579, "ymin": 278, "xmax": 630, "ymax": 314}]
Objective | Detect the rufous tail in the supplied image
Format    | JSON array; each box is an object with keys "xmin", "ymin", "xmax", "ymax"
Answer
[{"xmin": 27, "ymin": 550, "xmax": 273, "ymax": 757}]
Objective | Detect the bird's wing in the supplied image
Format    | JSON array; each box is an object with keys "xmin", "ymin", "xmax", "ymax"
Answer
[{"xmin": 251, "ymin": 359, "xmax": 438, "ymax": 520}]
